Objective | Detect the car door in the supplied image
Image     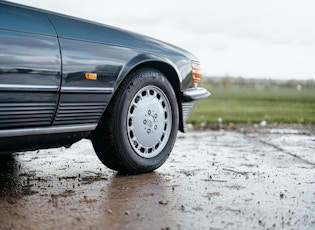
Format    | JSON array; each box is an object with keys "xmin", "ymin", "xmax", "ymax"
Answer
[
  {"xmin": 46, "ymin": 13, "xmax": 132, "ymax": 126},
  {"xmin": 0, "ymin": 3, "xmax": 61, "ymax": 130}
]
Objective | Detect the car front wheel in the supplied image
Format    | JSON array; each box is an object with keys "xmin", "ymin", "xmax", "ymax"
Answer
[{"xmin": 91, "ymin": 68, "xmax": 179, "ymax": 174}]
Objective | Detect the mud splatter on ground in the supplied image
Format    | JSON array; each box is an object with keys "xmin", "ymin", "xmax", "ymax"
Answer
[{"xmin": 0, "ymin": 126, "xmax": 314, "ymax": 229}]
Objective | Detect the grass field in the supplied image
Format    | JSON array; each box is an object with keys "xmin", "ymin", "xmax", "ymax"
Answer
[{"xmin": 187, "ymin": 80, "xmax": 315, "ymax": 125}]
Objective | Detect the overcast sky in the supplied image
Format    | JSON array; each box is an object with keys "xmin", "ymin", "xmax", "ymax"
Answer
[{"xmin": 12, "ymin": 0, "xmax": 315, "ymax": 80}]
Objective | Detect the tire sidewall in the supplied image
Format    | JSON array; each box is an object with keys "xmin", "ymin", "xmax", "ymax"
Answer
[{"xmin": 114, "ymin": 68, "xmax": 178, "ymax": 172}]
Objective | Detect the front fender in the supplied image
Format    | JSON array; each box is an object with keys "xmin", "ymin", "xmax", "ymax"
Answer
[{"xmin": 114, "ymin": 53, "xmax": 182, "ymax": 90}]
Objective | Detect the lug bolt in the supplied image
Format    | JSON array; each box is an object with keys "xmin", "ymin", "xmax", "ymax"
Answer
[
  {"xmin": 148, "ymin": 110, "xmax": 151, "ymax": 115},
  {"xmin": 143, "ymin": 120, "xmax": 147, "ymax": 124},
  {"xmin": 154, "ymin": 125, "xmax": 157, "ymax": 130},
  {"xmin": 147, "ymin": 129, "xmax": 151, "ymax": 134}
]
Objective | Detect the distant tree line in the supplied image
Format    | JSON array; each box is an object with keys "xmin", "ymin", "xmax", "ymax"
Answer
[{"xmin": 202, "ymin": 76, "xmax": 315, "ymax": 88}]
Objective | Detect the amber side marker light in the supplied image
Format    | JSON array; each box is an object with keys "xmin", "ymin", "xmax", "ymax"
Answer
[
  {"xmin": 192, "ymin": 61, "xmax": 202, "ymax": 87},
  {"xmin": 85, "ymin": 73, "xmax": 97, "ymax": 80}
]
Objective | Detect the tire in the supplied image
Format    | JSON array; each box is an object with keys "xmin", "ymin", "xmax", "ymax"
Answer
[{"xmin": 91, "ymin": 68, "xmax": 179, "ymax": 174}]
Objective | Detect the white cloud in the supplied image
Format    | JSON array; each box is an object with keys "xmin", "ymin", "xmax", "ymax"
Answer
[{"xmin": 11, "ymin": 0, "xmax": 315, "ymax": 79}]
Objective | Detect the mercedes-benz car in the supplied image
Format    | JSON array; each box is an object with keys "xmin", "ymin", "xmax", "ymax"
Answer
[{"xmin": 0, "ymin": 1, "xmax": 210, "ymax": 174}]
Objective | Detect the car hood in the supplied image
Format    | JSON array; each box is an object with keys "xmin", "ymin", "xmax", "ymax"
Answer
[{"xmin": 44, "ymin": 11, "xmax": 197, "ymax": 61}]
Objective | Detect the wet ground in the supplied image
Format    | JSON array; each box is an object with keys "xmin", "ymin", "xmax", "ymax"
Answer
[{"xmin": 0, "ymin": 125, "xmax": 314, "ymax": 230}]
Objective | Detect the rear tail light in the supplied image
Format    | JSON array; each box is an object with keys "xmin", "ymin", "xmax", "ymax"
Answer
[{"xmin": 192, "ymin": 61, "xmax": 202, "ymax": 87}]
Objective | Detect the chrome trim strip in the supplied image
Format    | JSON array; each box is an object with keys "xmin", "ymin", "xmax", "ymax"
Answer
[
  {"xmin": 0, "ymin": 84, "xmax": 114, "ymax": 93},
  {"xmin": 0, "ymin": 84, "xmax": 59, "ymax": 92},
  {"xmin": 61, "ymin": 86, "xmax": 114, "ymax": 93},
  {"xmin": 0, "ymin": 124, "xmax": 97, "ymax": 138}
]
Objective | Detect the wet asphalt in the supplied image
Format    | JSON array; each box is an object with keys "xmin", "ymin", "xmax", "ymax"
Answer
[{"xmin": 0, "ymin": 126, "xmax": 314, "ymax": 230}]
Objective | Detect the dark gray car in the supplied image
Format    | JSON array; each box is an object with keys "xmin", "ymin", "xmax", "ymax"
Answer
[{"xmin": 0, "ymin": 1, "xmax": 210, "ymax": 173}]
